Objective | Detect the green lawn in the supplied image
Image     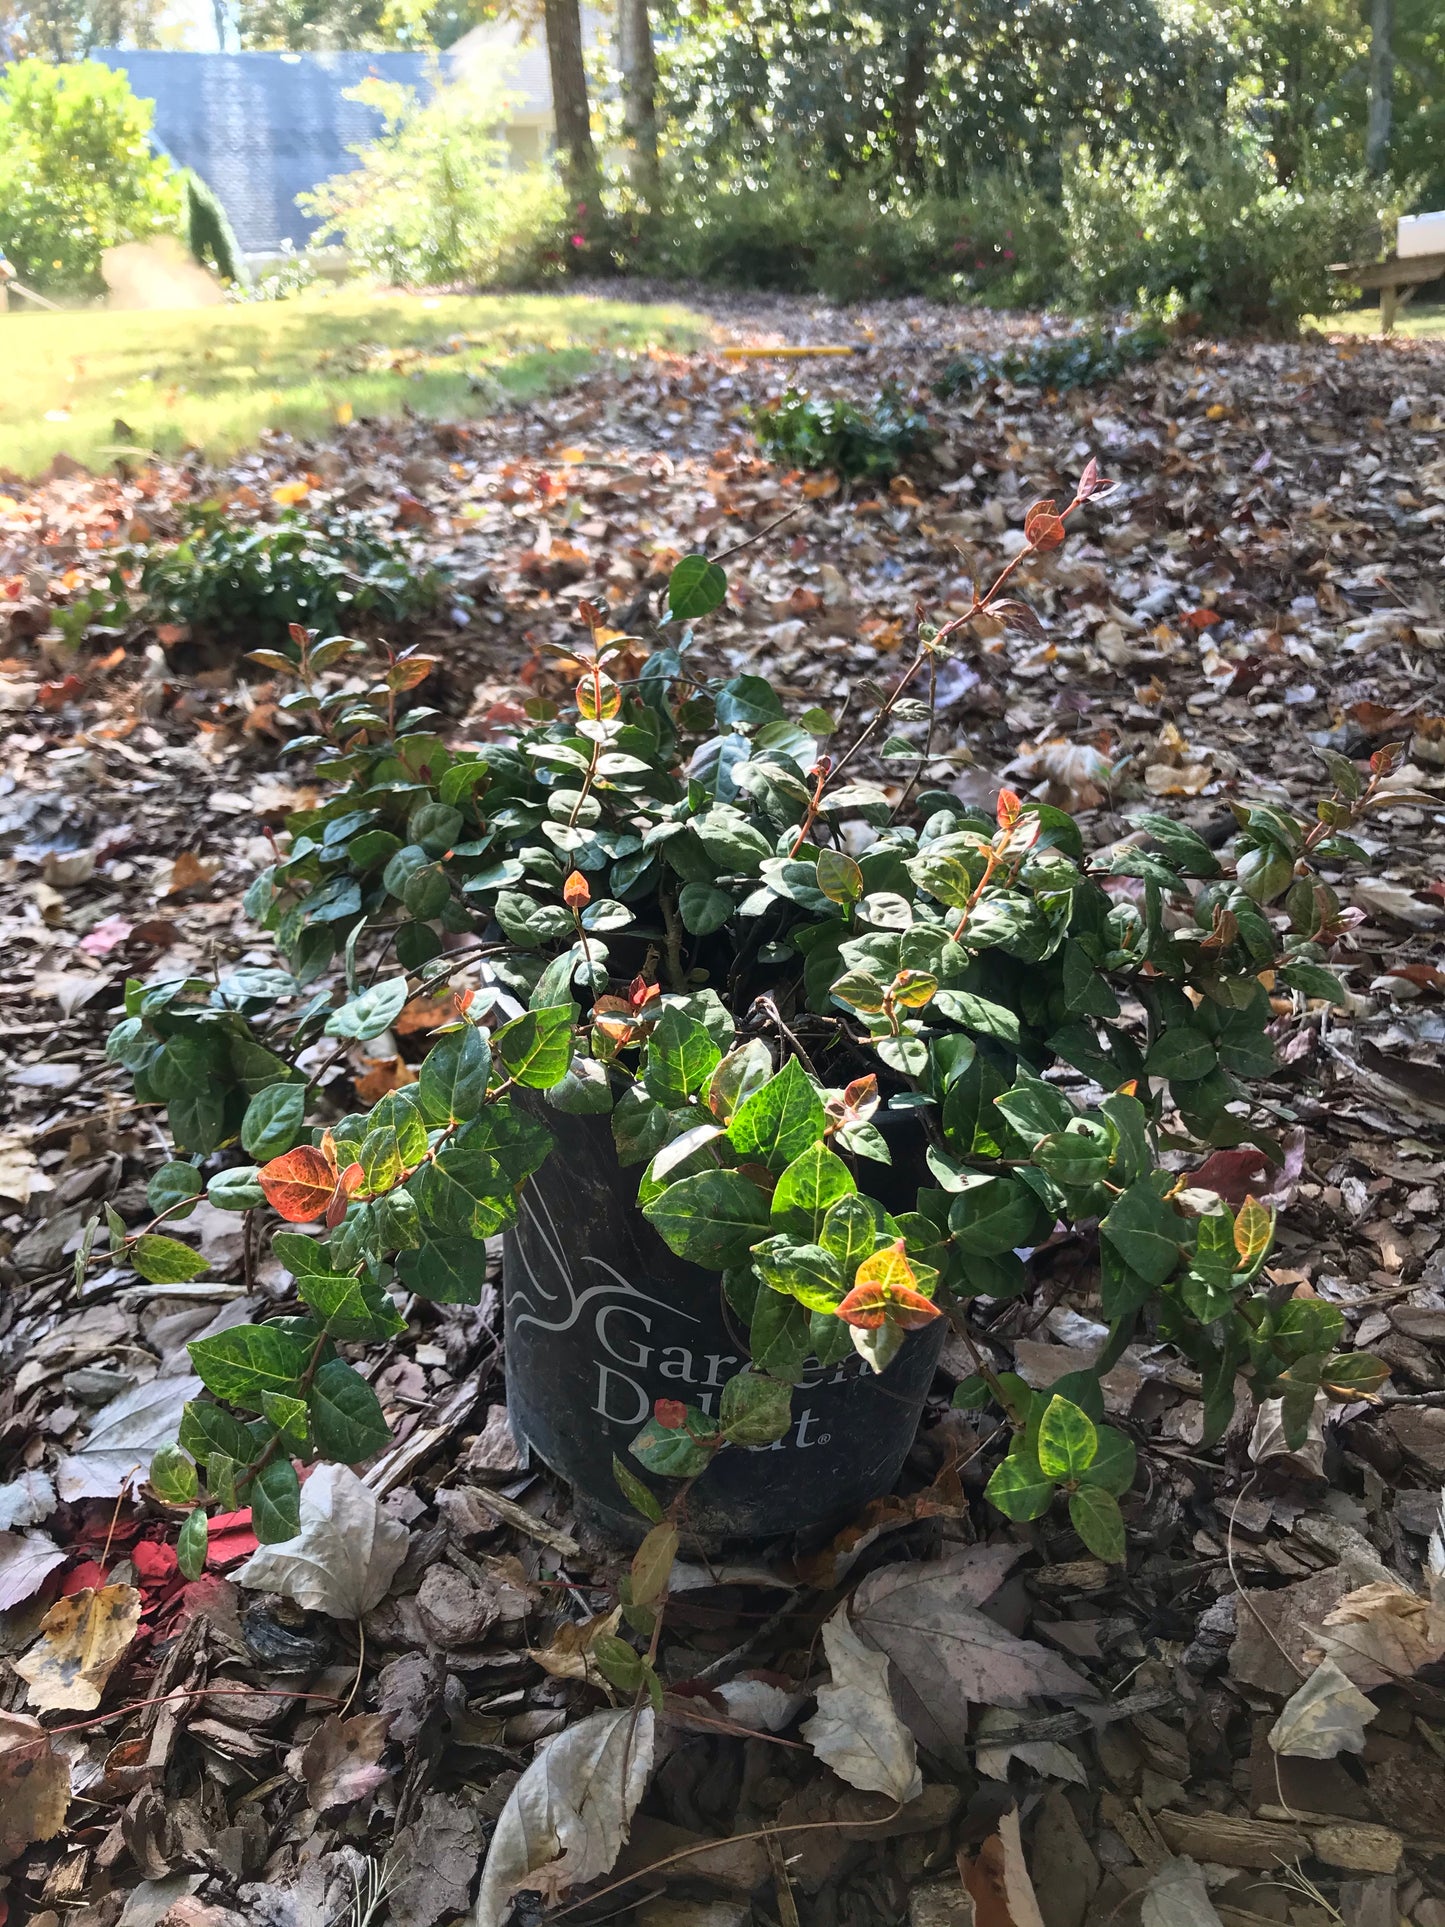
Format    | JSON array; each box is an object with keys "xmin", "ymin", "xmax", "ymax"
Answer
[
  {"xmin": 1319, "ymin": 301, "xmax": 1445, "ymax": 340},
  {"xmin": 0, "ymin": 289, "xmax": 707, "ymax": 478}
]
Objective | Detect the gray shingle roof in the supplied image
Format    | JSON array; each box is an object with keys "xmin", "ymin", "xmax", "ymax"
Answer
[{"xmin": 92, "ymin": 49, "xmax": 435, "ymax": 254}]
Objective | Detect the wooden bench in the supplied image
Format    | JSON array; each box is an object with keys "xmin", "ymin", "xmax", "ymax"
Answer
[{"xmin": 1330, "ymin": 251, "xmax": 1445, "ymax": 334}]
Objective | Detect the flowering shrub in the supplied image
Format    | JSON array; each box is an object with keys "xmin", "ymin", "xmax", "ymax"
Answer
[{"xmin": 109, "ymin": 468, "xmax": 1398, "ymax": 1564}]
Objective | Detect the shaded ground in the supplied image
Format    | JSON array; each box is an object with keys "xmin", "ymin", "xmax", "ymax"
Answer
[{"xmin": 2, "ymin": 293, "xmax": 1445, "ymax": 1927}]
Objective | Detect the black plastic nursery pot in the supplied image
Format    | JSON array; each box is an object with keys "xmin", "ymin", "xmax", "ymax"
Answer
[{"xmin": 502, "ymin": 1106, "xmax": 946, "ymax": 1544}]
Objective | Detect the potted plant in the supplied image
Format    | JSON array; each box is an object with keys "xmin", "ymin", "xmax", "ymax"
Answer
[{"xmin": 110, "ymin": 463, "xmax": 1395, "ymax": 1556}]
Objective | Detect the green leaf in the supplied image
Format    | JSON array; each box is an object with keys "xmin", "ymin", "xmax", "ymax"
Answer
[
  {"xmin": 1321, "ymin": 1351, "xmax": 1390, "ymax": 1400},
  {"xmin": 418, "ymin": 1025, "xmax": 491, "ymax": 1123},
  {"xmin": 630, "ymin": 1521, "xmax": 679, "ymax": 1606},
  {"xmin": 325, "ymin": 977, "xmax": 409, "ymax": 1041},
  {"xmin": 177, "ymin": 1506, "xmax": 209, "ymax": 1579},
  {"xmin": 748, "ymin": 1290, "xmax": 812, "ymax": 1382},
  {"xmin": 300, "ymin": 1270, "xmax": 407, "ymax": 1341},
  {"xmin": 1033, "ymin": 1127, "xmax": 1110, "ymax": 1187},
  {"xmin": 751, "ymin": 1235, "xmax": 847, "ymax": 1312},
  {"xmin": 146, "ymin": 1161, "xmax": 203, "ymax": 1220},
  {"xmin": 188, "ymin": 1325, "xmax": 308, "ymax": 1411},
  {"xmin": 1036, "ymin": 1395, "xmax": 1098, "ymax": 1481},
  {"xmin": 771, "ymin": 1141, "xmax": 856, "ymax": 1241},
  {"xmin": 131, "ymin": 1233, "xmax": 208, "ymax": 1286},
  {"xmin": 985, "ymin": 1443, "xmax": 1053, "ymax": 1521},
  {"xmin": 816, "ymin": 849, "xmax": 864, "ymax": 905},
  {"xmin": 494, "ymin": 1003, "xmax": 574, "ymax": 1088},
  {"xmin": 668, "ymin": 553, "xmax": 728, "ymax": 621},
  {"xmin": 1101, "ymin": 1180, "xmax": 1184, "ymax": 1287},
  {"xmin": 261, "ymin": 1391, "xmax": 310, "ymax": 1447},
  {"xmin": 1145, "ymin": 1028, "xmax": 1217, "ymax": 1080},
  {"xmin": 1278, "ymin": 961, "xmax": 1347, "ymax": 1007},
  {"xmin": 308, "ymin": 1357, "xmax": 390, "ymax": 1462},
  {"xmin": 414, "ymin": 1148, "xmax": 512, "ymax": 1237},
  {"xmin": 948, "ymin": 1175, "xmax": 1050, "ymax": 1257},
  {"xmin": 820, "ymin": 1194, "xmax": 884, "ymax": 1275},
  {"xmin": 249, "ymin": 1457, "xmax": 302, "ymax": 1544},
  {"xmin": 630, "ymin": 1407, "xmax": 720, "ymax": 1477},
  {"xmin": 208, "ymin": 1166, "xmax": 265, "ymax": 1212},
  {"xmin": 643, "ymin": 1169, "xmax": 771, "ymax": 1268},
  {"xmin": 1080, "ymin": 1425, "xmax": 1136, "ymax": 1496},
  {"xmin": 720, "ymin": 1372, "xmax": 793, "ymax": 1446},
  {"xmin": 643, "ymin": 1006, "xmax": 722, "ymax": 1106},
  {"xmin": 678, "ymin": 881, "xmax": 735, "ymax": 935},
  {"xmin": 149, "ymin": 1443, "xmax": 198, "ymax": 1504},
  {"xmin": 1069, "ymin": 1484, "xmax": 1125, "ymax": 1561},
  {"xmin": 397, "ymin": 1237, "xmax": 485, "ymax": 1305},
  {"xmin": 613, "ymin": 1453, "xmax": 665, "ymax": 1524},
  {"xmin": 179, "ymin": 1399, "xmax": 259, "ymax": 1469},
  {"xmin": 241, "ymin": 1082, "xmax": 307, "ymax": 1160},
  {"xmin": 727, "ymin": 1059, "xmax": 826, "ymax": 1172},
  {"xmin": 929, "ymin": 989, "xmax": 1021, "ymax": 1042}
]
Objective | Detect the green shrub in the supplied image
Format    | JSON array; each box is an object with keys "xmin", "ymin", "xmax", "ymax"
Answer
[
  {"xmin": 642, "ymin": 173, "xmax": 1065, "ymax": 305},
  {"xmin": 0, "ymin": 58, "xmax": 182, "ymax": 297},
  {"xmin": 935, "ymin": 321, "xmax": 1169, "ymax": 399},
  {"xmin": 751, "ymin": 387, "xmax": 931, "ymax": 481},
  {"xmin": 1062, "ymin": 129, "xmax": 1381, "ymax": 333},
  {"xmin": 184, "ymin": 170, "xmax": 247, "ymax": 286},
  {"xmin": 299, "ymin": 71, "xmax": 571, "ymax": 288},
  {"xmin": 101, "ymin": 517, "xmax": 1405, "ymax": 1562},
  {"xmin": 116, "ymin": 509, "xmax": 448, "ymax": 647}
]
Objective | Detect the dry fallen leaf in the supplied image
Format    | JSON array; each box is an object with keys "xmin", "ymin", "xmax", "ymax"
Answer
[
  {"xmin": 1315, "ymin": 1580, "xmax": 1445, "ymax": 1689},
  {"xmin": 1268, "ymin": 1659, "xmax": 1378, "ymax": 1759},
  {"xmin": 0, "ymin": 1711, "xmax": 70, "ymax": 1865},
  {"xmin": 475, "ymin": 1706, "xmax": 655, "ymax": 1927},
  {"xmin": 962, "ymin": 1808, "xmax": 1045, "ymax": 1927},
  {"xmin": 295, "ymin": 1711, "xmax": 392, "ymax": 1814},
  {"xmin": 236, "ymin": 1464, "xmax": 409, "ymax": 1620},
  {"xmin": 166, "ymin": 850, "xmax": 222, "ymax": 895},
  {"xmin": 852, "ymin": 1547, "xmax": 1092, "ymax": 1761},
  {"xmin": 16, "ymin": 1582, "xmax": 142, "ymax": 1712},
  {"xmin": 0, "ymin": 1528, "xmax": 67, "ymax": 1610},
  {"xmin": 801, "ymin": 1603, "xmax": 922, "ymax": 1804},
  {"xmin": 529, "ymin": 1606, "xmax": 624, "ymax": 1686},
  {"xmin": 1141, "ymin": 1857, "xmax": 1225, "ymax": 1927},
  {"xmin": 975, "ymin": 1705, "xmax": 1087, "ymax": 1786}
]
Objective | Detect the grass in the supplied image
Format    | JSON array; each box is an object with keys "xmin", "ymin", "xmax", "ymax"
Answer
[
  {"xmin": 0, "ymin": 288, "xmax": 708, "ymax": 478},
  {"xmin": 1317, "ymin": 301, "xmax": 1445, "ymax": 340}
]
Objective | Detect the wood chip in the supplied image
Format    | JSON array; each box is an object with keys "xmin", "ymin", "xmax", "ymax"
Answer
[{"xmin": 1155, "ymin": 1811, "xmax": 1310, "ymax": 1869}]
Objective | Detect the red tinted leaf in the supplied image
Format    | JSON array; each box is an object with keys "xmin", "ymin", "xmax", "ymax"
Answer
[
  {"xmin": 1076, "ymin": 456, "xmax": 1099, "ymax": 499},
  {"xmin": 996, "ymin": 788, "xmax": 1023, "ymax": 831},
  {"xmin": 1023, "ymin": 501, "xmax": 1066, "ymax": 551},
  {"xmin": 885, "ymin": 1285, "xmax": 943, "ymax": 1329},
  {"xmin": 259, "ymin": 1146, "xmax": 338, "ymax": 1223},
  {"xmin": 654, "ymin": 1399, "xmax": 687, "ymax": 1430}
]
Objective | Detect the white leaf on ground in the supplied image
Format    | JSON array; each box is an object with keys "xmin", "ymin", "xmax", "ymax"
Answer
[
  {"xmin": 1268, "ymin": 1659, "xmax": 1378, "ymax": 1758},
  {"xmin": 975, "ymin": 1706, "xmax": 1088, "ymax": 1785},
  {"xmin": 1141, "ymin": 1858, "xmax": 1225, "ymax": 1927},
  {"xmin": 715, "ymin": 1676, "xmax": 809, "ymax": 1734},
  {"xmin": 474, "ymin": 1706, "xmax": 655, "ymax": 1927},
  {"xmin": 55, "ymin": 1374, "xmax": 203, "ymax": 1501},
  {"xmin": 0, "ymin": 1470, "xmax": 57, "ymax": 1531},
  {"xmin": 852, "ymin": 1547, "xmax": 1092, "ymax": 1760},
  {"xmin": 236, "ymin": 1464, "xmax": 409, "ymax": 1620},
  {"xmin": 801, "ymin": 1604, "xmax": 922, "ymax": 1803},
  {"xmin": 1428, "ymin": 1485, "xmax": 1445, "ymax": 1580},
  {"xmin": 0, "ymin": 1530, "xmax": 68, "ymax": 1612}
]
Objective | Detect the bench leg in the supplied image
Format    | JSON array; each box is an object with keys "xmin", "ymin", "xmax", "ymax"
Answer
[{"xmin": 1381, "ymin": 284, "xmax": 1399, "ymax": 336}]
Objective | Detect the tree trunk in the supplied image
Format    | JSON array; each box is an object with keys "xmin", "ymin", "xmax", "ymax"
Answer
[
  {"xmin": 617, "ymin": 0, "xmax": 661, "ymax": 203},
  {"xmin": 1366, "ymin": 0, "xmax": 1394, "ymax": 177},
  {"xmin": 544, "ymin": 0, "xmax": 600, "ymax": 203}
]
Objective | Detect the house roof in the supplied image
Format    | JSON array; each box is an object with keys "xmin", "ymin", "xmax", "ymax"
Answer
[{"xmin": 92, "ymin": 48, "xmax": 436, "ymax": 254}]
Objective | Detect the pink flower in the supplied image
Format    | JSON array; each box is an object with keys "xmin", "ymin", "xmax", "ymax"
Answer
[{"xmin": 570, "ymin": 233, "xmax": 586, "ymax": 247}]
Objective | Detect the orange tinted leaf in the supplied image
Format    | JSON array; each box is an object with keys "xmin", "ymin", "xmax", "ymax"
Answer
[
  {"xmin": 842, "ymin": 1073, "xmax": 879, "ymax": 1121},
  {"xmin": 564, "ymin": 870, "xmax": 591, "ymax": 910},
  {"xmin": 996, "ymin": 788, "xmax": 1023, "ymax": 832},
  {"xmin": 259, "ymin": 1146, "xmax": 337, "ymax": 1223},
  {"xmin": 885, "ymin": 1285, "xmax": 943, "ymax": 1328},
  {"xmin": 386, "ymin": 657, "xmax": 437, "ymax": 693},
  {"xmin": 837, "ymin": 1282, "xmax": 890, "ymax": 1329},
  {"xmin": 855, "ymin": 1238, "xmax": 917, "ymax": 1294}
]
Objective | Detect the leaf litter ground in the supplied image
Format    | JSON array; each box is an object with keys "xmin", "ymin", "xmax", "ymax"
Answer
[{"xmin": 2, "ymin": 292, "xmax": 1445, "ymax": 1927}]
